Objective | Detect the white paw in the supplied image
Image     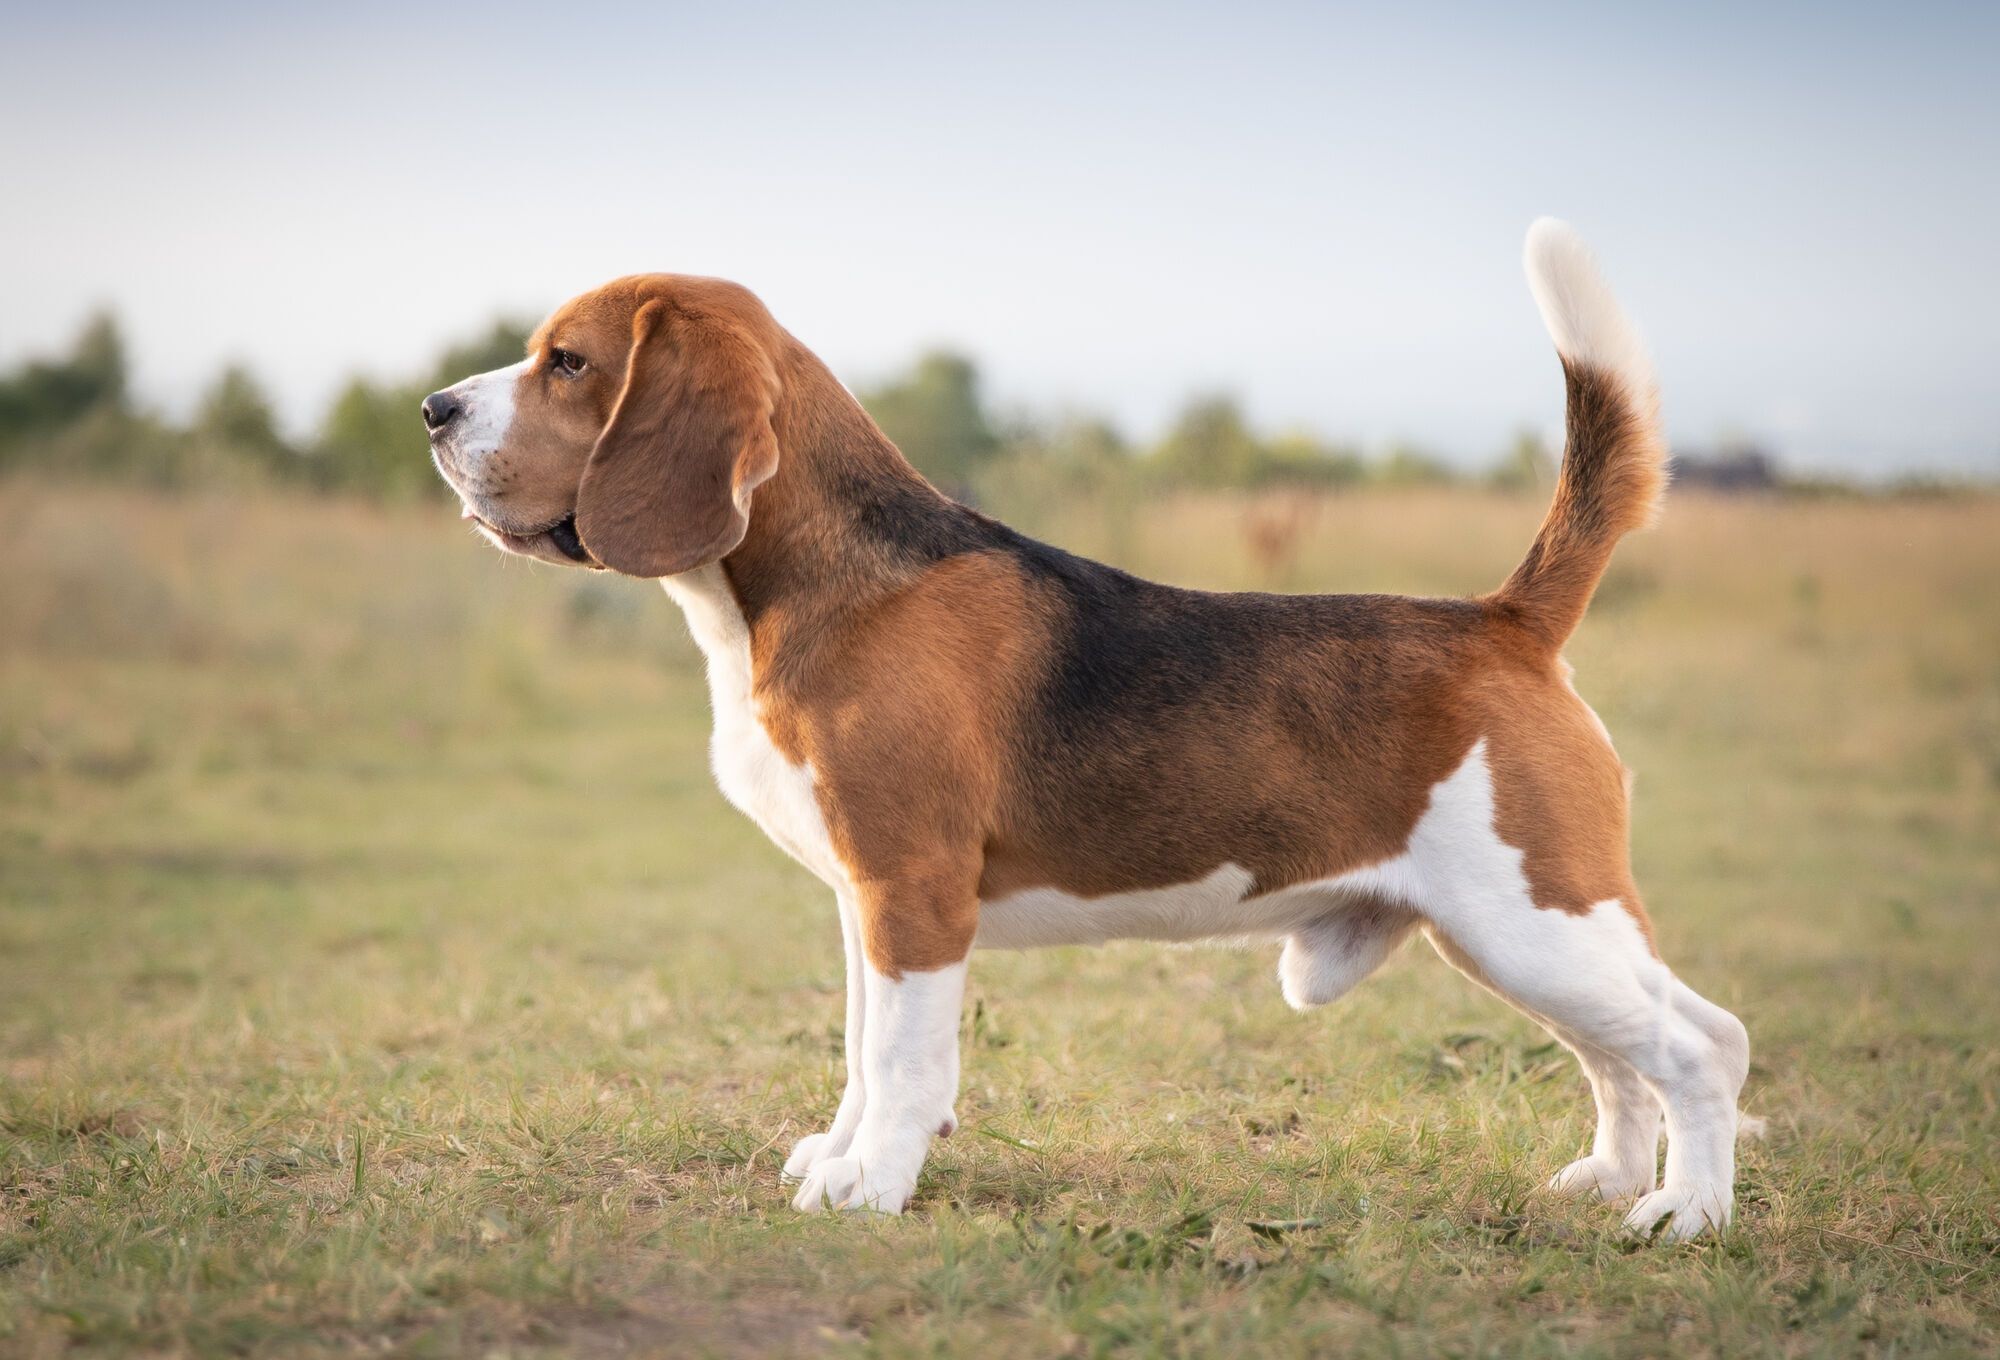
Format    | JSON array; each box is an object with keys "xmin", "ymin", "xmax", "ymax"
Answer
[
  {"xmin": 1547, "ymin": 1154, "xmax": 1654, "ymax": 1202},
  {"xmin": 782, "ymin": 1131, "xmax": 845, "ymax": 1181},
  {"xmin": 1623, "ymin": 1183, "xmax": 1730, "ymax": 1242},
  {"xmin": 789, "ymin": 1155, "xmax": 913, "ymax": 1215}
]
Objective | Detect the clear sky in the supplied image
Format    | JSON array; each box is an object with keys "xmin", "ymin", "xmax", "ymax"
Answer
[{"xmin": 3, "ymin": 1, "xmax": 1995, "ymax": 475}]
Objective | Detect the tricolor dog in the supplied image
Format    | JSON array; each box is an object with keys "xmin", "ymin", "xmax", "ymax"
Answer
[{"xmin": 424, "ymin": 221, "xmax": 1751, "ymax": 1240}]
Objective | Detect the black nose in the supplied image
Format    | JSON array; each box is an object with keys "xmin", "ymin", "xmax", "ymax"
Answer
[{"xmin": 421, "ymin": 391, "xmax": 461, "ymax": 432}]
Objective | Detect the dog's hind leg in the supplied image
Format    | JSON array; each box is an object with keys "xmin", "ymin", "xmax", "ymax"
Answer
[
  {"xmin": 1425, "ymin": 930, "xmax": 1660, "ymax": 1200},
  {"xmin": 1544, "ymin": 1038, "xmax": 1661, "ymax": 1201},
  {"xmin": 1424, "ymin": 908, "xmax": 1746, "ymax": 1240},
  {"xmin": 1404, "ymin": 742, "xmax": 1748, "ymax": 1240},
  {"xmin": 1279, "ymin": 894, "xmax": 1418, "ymax": 1010}
]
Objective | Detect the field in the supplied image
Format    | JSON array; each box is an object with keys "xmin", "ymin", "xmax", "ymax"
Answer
[{"xmin": 1, "ymin": 479, "xmax": 1995, "ymax": 1357}]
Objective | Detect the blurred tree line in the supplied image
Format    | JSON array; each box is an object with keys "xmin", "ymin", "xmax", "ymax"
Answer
[
  {"xmin": 0, "ymin": 313, "xmax": 529, "ymax": 498},
  {"xmin": 0, "ymin": 312, "xmax": 1559, "ymax": 503}
]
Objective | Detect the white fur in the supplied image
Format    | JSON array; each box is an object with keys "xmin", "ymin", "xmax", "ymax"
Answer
[
  {"xmin": 981, "ymin": 863, "xmax": 1295, "ymax": 948},
  {"xmin": 791, "ymin": 958, "xmax": 965, "ymax": 1214},
  {"xmin": 660, "ymin": 567, "xmax": 849, "ymax": 889},
  {"xmin": 433, "ymin": 358, "xmax": 531, "ymax": 499},
  {"xmin": 1523, "ymin": 218, "xmax": 1656, "ymax": 402},
  {"xmin": 1278, "ymin": 900, "xmax": 1419, "ymax": 1010},
  {"xmin": 977, "ymin": 862, "xmax": 1418, "ymax": 1010}
]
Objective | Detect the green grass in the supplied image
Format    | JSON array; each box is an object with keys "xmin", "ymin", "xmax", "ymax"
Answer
[{"xmin": 2, "ymin": 479, "xmax": 1995, "ymax": 1357}]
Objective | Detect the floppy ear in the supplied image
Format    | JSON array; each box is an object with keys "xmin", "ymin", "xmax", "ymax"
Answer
[{"xmin": 575, "ymin": 297, "xmax": 780, "ymax": 577}]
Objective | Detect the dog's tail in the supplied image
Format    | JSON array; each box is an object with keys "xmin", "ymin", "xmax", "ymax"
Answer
[{"xmin": 1490, "ymin": 219, "xmax": 1668, "ymax": 651}]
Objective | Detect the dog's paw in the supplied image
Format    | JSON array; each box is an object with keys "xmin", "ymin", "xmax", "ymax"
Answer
[
  {"xmin": 789, "ymin": 1156, "xmax": 912, "ymax": 1215},
  {"xmin": 782, "ymin": 1131, "xmax": 844, "ymax": 1181},
  {"xmin": 1547, "ymin": 1154, "xmax": 1654, "ymax": 1202},
  {"xmin": 1622, "ymin": 1183, "xmax": 1730, "ymax": 1242}
]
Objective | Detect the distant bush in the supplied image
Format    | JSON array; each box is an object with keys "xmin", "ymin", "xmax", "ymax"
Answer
[
  {"xmin": 0, "ymin": 317, "xmax": 264, "ymax": 489},
  {"xmin": 1487, "ymin": 430, "xmax": 1555, "ymax": 492},
  {"xmin": 966, "ymin": 415, "xmax": 1140, "ymax": 523},
  {"xmin": 1136, "ymin": 395, "xmax": 1368, "ymax": 490},
  {"xmin": 1374, "ymin": 443, "xmax": 1458, "ymax": 487},
  {"xmin": 1151, "ymin": 395, "xmax": 1265, "ymax": 488},
  {"xmin": 195, "ymin": 366, "xmax": 294, "ymax": 476},
  {"xmin": 1261, "ymin": 430, "xmax": 1368, "ymax": 489},
  {"xmin": 1, "ymin": 313, "xmax": 132, "ymax": 472}
]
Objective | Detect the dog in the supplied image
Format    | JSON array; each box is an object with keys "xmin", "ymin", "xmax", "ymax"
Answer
[{"xmin": 424, "ymin": 220, "xmax": 1750, "ymax": 1240}]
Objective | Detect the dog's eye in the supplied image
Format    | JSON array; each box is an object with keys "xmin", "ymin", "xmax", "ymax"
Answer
[{"xmin": 550, "ymin": 348, "xmax": 586, "ymax": 377}]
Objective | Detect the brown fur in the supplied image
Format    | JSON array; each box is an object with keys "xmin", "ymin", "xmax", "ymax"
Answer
[
  {"xmin": 1490, "ymin": 362, "xmax": 1666, "ymax": 648},
  {"xmin": 578, "ymin": 292, "xmax": 780, "ymax": 577},
  {"xmin": 446, "ymin": 277, "xmax": 1665, "ymax": 977}
]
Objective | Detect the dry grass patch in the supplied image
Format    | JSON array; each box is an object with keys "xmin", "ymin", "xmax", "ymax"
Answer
[{"xmin": 1, "ymin": 479, "xmax": 1995, "ymax": 1356}]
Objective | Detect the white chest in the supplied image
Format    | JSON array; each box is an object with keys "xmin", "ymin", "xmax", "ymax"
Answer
[{"xmin": 660, "ymin": 569, "xmax": 850, "ymax": 891}]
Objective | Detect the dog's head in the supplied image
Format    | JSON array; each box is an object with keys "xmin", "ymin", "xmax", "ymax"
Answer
[{"xmin": 425, "ymin": 276, "xmax": 782, "ymax": 576}]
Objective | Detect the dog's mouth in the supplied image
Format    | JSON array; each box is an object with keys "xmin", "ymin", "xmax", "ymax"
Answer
[
  {"xmin": 545, "ymin": 515, "xmax": 591, "ymax": 563},
  {"xmin": 465, "ymin": 508, "xmax": 599, "ymax": 567}
]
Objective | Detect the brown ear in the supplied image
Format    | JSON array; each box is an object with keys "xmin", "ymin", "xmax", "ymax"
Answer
[{"xmin": 575, "ymin": 297, "xmax": 780, "ymax": 577}]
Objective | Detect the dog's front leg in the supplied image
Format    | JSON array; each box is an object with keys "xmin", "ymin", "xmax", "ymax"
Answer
[
  {"xmin": 791, "ymin": 895, "xmax": 968, "ymax": 1215},
  {"xmin": 784, "ymin": 893, "xmax": 870, "ymax": 1179}
]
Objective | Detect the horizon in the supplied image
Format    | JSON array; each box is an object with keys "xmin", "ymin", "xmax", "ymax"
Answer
[{"xmin": 3, "ymin": 2, "xmax": 1995, "ymax": 478}]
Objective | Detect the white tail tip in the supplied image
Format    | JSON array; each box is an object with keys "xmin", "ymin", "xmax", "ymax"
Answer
[{"xmin": 1524, "ymin": 218, "xmax": 1656, "ymax": 399}]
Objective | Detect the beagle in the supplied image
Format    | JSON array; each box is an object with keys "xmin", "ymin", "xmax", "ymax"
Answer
[{"xmin": 424, "ymin": 220, "xmax": 1750, "ymax": 1240}]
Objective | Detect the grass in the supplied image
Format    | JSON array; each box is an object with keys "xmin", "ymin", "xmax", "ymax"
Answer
[{"xmin": 1, "ymin": 477, "xmax": 1995, "ymax": 1357}]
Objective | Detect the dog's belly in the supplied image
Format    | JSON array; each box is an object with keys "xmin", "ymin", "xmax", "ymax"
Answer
[{"xmin": 976, "ymin": 865, "xmax": 1361, "ymax": 950}]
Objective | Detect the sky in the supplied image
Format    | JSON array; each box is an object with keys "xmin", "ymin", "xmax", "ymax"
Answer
[{"xmin": 3, "ymin": 1, "xmax": 1995, "ymax": 476}]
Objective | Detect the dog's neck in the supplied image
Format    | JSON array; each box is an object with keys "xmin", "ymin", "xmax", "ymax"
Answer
[
  {"xmin": 709, "ymin": 338, "xmax": 975, "ymax": 666},
  {"xmin": 720, "ymin": 348, "xmax": 968, "ymax": 624}
]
